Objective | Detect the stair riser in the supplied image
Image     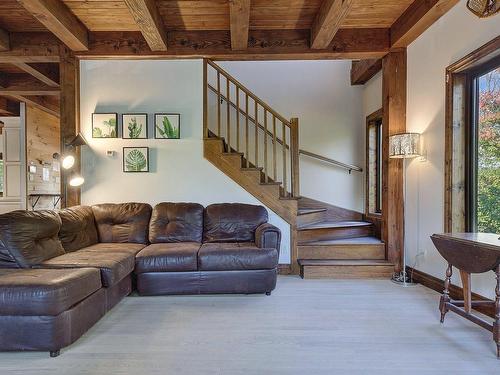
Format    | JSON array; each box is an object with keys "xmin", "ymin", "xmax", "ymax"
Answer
[
  {"xmin": 296, "ymin": 210, "xmax": 328, "ymax": 227},
  {"xmin": 221, "ymin": 154, "xmax": 244, "ymax": 169},
  {"xmin": 298, "ymin": 244, "xmax": 385, "ymax": 260},
  {"xmin": 300, "ymin": 265, "xmax": 394, "ymax": 279},
  {"xmin": 298, "ymin": 226, "xmax": 373, "ymax": 243}
]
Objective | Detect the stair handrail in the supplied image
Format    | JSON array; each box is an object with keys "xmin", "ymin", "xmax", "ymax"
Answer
[{"xmin": 207, "ymin": 83, "xmax": 363, "ymax": 174}]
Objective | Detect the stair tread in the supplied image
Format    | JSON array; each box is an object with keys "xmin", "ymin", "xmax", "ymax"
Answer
[
  {"xmin": 298, "ymin": 259, "xmax": 392, "ymax": 266},
  {"xmin": 221, "ymin": 152, "xmax": 243, "ymax": 156},
  {"xmin": 297, "ymin": 208, "xmax": 327, "ymax": 215},
  {"xmin": 241, "ymin": 167, "xmax": 263, "ymax": 172},
  {"xmin": 298, "ymin": 236, "xmax": 384, "ymax": 246},
  {"xmin": 298, "ymin": 220, "xmax": 373, "ymax": 230}
]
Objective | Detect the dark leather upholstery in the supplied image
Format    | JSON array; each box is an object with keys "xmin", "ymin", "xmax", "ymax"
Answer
[
  {"xmin": 203, "ymin": 203, "xmax": 268, "ymax": 243},
  {"xmin": 82, "ymin": 242, "xmax": 146, "ymax": 256},
  {"xmin": 137, "ymin": 269, "xmax": 277, "ymax": 296},
  {"xmin": 58, "ymin": 205, "xmax": 98, "ymax": 252},
  {"xmin": 255, "ymin": 223, "xmax": 281, "ymax": 253},
  {"xmin": 198, "ymin": 242, "xmax": 278, "ymax": 271},
  {"xmin": 92, "ymin": 203, "xmax": 152, "ymax": 244},
  {"xmin": 135, "ymin": 243, "xmax": 201, "ymax": 273},
  {"xmin": 105, "ymin": 274, "xmax": 132, "ymax": 311},
  {"xmin": 0, "ymin": 210, "xmax": 65, "ymax": 268},
  {"xmin": 40, "ymin": 249, "xmax": 135, "ymax": 287},
  {"xmin": 149, "ymin": 202, "xmax": 204, "ymax": 243},
  {"xmin": 0, "ymin": 268, "xmax": 101, "ymax": 316}
]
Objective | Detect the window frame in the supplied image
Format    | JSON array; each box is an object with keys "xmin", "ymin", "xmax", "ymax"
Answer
[{"xmin": 365, "ymin": 108, "xmax": 383, "ymax": 217}]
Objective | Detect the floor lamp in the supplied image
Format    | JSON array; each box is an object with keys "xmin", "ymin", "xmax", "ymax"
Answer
[{"xmin": 389, "ymin": 132, "xmax": 421, "ymax": 286}]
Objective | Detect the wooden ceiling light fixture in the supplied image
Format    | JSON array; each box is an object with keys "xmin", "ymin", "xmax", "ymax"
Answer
[{"xmin": 467, "ymin": 0, "xmax": 499, "ymax": 18}]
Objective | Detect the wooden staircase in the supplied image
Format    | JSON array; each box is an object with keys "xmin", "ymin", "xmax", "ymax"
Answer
[{"xmin": 203, "ymin": 59, "xmax": 393, "ymax": 279}]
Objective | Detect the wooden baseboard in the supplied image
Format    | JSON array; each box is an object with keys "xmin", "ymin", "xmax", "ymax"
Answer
[
  {"xmin": 407, "ymin": 267, "xmax": 495, "ymax": 318},
  {"xmin": 278, "ymin": 264, "xmax": 292, "ymax": 275}
]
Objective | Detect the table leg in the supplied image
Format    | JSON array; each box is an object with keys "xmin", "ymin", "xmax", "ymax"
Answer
[
  {"xmin": 440, "ymin": 263, "xmax": 452, "ymax": 323},
  {"xmin": 494, "ymin": 265, "xmax": 500, "ymax": 358},
  {"xmin": 459, "ymin": 270, "xmax": 472, "ymax": 313}
]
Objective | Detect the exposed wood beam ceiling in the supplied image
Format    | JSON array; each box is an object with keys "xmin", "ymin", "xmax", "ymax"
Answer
[
  {"xmin": 0, "ymin": 97, "xmax": 19, "ymax": 116},
  {"xmin": 123, "ymin": 0, "xmax": 168, "ymax": 52},
  {"xmin": 16, "ymin": 0, "xmax": 89, "ymax": 51},
  {"xmin": 391, "ymin": 0, "xmax": 460, "ymax": 48},
  {"xmin": 229, "ymin": 0, "xmax": 251, "ymax": 50},
  {"xmin": 311, "ymin": 0, "xmax": 354, "ymax": 50},
  {"xmin": 351, "ymin": 59, "xmax": 383, "ymax": 85},
  {"xmin": 12, "ymin": 62, "xmax": 59, "ymax": 87},
  {"xmin": 0, "ymin": 28, "xmax": 9, "ymax": 51}
]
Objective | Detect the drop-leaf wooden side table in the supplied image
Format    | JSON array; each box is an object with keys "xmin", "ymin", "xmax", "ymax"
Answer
[{"xmin": 431, "ymin": 233, "xmax": 500, "ymax": 357}]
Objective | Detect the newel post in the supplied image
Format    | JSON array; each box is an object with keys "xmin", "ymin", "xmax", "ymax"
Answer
[{"xmin": 290, "ymin": 117, "xmax": 300, "ymax": 198}]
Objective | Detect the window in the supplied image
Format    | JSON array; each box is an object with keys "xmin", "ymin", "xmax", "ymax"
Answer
[
  {"xmin": 466, "ymin": 63, "xmax": 499, "ymax": 233},
  {"xmin": 366, "ymin": 109, "xmax": 383, "ymax": 215}
]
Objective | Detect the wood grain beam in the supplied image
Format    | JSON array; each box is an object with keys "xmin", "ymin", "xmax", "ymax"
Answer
[
  {"xmin": 17, "ymin": 0, "xmax": 89, "ymax": 51},
  {"xmin": 311, "ymin": 0, "xmax": 353, "ymax": 50},
  {"xmin": 0, "ymin": 28, "xmax": 9, "ymax": 51},
  {"xmin": 382, "ymin": 49, "xmax": 406, "ymax": 273},
  {"xmin": 78, "ymin": 29, "xmax": 389, "ymax": 60},
  {"xmin": 391, "ymin": 0, "xmax": 459, "ymax": 48},
  {"xmin": 0, "ymin": 73, "xmax": 60, "ymax": 96},
  {"xmin": 123, "ymin": 0, "xmax": 168, "ymax": 51},
  {"xmin": 0, "ymin": 98, "xmax": 20, "ymax": 116},
  {"xmin": 229, "ymin": 0, "xmax": 251, "ymax": 50},
  {"xmin": 0, "ymin": 33, "xmax": 60, "ymax": 63},
  {"xmin": 12, "ymin": 62, "xmax": 59, "ymax": 87},
  {"xmin": 351, "ymin": 59, "xmax": 382, "ymax": 85}
]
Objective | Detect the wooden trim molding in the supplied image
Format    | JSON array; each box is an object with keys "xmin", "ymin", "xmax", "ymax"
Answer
[
  {"xmin": 444, "ymin": 36, "xmax": 500, "ymax": 232},
  {"xmin": 408, "ymin": 267, "xmax": 494, "ymax": 318}
]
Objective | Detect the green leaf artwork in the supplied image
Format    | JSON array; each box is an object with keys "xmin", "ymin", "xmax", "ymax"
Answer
[
  {"xmin": 156, "ymin": 115, "xmax": 179, "ymax": 138},
  {"xmin": 92, "ymin": 127, "xmax": 103, "ymax": 137},
  {"xmin": 125, "ymin": 149, "xmax": 147, "ymax": 172},
  {"xmin": 128, "ymin": 117, "xmax": 143, "ymax": 138},
  {"xmin": 93, "ymin": 114, "xmax": 117, "ymax": 138}
]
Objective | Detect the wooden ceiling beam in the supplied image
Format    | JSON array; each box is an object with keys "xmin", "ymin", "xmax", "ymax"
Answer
[
  {"xmin": 8, "ymin": 95, "xmax": 59, "ymax": 117},
  {"xmin": 0, "ymin": 28, "xmax": 9, "ymax": 51},
  {"xmin": 351, "ymin": 59, "xmax": 382, "ymax": 85},
  {"xmin": 78, "ymin": 28, "xmax": 389, "ymax": 60},
  {"xmin": 123, "ymin": 0, "xmax": 168, "ymax": 51},
  {"xmin": 0, "ymin": 33, "xmax": 60, "ymax": 63},
  {"xmin": 391, "ymin": 0, "xmax": 459, "ymax": 48},
  {"xmin": 311, "ymin": 0, "xmax": 353, "ymax": 50},
  {"xmin": 12, "ymin": 62, "xmax": 59, "ymax": 87},
  {"xmin": 0, "ymin": 97, "xmax": 20, "ymax": 116},
  {"xmin": 0, "ymin": 73, "xmax": 60, "ymax": 96},
  {"xmin": 17, "ymin": 0, "xmax": 89, "ymax": 51},
  {"xmin": 229, "ymin": 0, "xmax": 251, "ymax": 50}
]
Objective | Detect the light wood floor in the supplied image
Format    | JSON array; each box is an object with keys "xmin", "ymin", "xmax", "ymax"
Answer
[{"xmin": 0, "ymin": 276, "xmax": 498, "ymax": 374}]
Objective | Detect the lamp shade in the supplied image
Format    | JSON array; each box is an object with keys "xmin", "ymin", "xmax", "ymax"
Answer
[{"xmin": 389, "ymin": 133, "xmax": 421, "ymax": 159}]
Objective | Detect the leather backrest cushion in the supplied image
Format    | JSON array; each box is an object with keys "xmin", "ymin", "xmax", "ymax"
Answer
[
  {"xmin": 92, "ymin": 203, "xmax": 152, "ymax": 244},
  {"xmin": 203, "ymin": 203, "xmax": 268, "ymax": 243},
  {"xmin": 149, "ymin": 202, "xmax": 204, "ymax": 243},
  {"xmin": 58, "ymin": 205, "xmax": 98, "ymax": 252},
  {"xmin": 0, "ymin": 210, "xmax": 65, "ymax": 268}
]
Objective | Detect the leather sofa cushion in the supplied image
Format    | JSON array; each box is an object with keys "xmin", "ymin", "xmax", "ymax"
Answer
[
  {"xmin": 40, "ymin": 249, "xmax": 135, "ymax": 287},
  {"xmin": 58, "ymin": 205, "xmax": 98, "ymax": 252},
  {"xmin": 92, "ymin": 203, "xmax": 152, "ymax": 244},
  {"xmin": 0, "ymin": 268, "xmax": 101, "ymax": 316},
  {"xmin": 0, "ymin": 210, "xmax": 65, "ymax": 268},
  {"xmin": 203, "ymin": 203, "xmax": 268, "ymax": 243},
  {"xmin": 135, "ymin": 243, "xmax": 201, "ymax": 273},
  {"xmin": 198, "ymin": 243, "xmax": 278, "ymax": 271},
  {"xmin": 82, "ymin": 243, "xmax": 146, "ymax": 256},
  {"xmin": 149, "ymin": 202, "xmax": 204, "ymax": 243}
]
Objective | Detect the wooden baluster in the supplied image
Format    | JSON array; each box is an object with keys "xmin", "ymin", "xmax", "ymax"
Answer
[
  {"xmin": 495, "ymin": 265, "xmax": 500, "ymax": 358},
  {"xmin": 236, "ymin": 86, "xmax": 240, "ymax": 152},
  {"xmin": 290, "ymin": 117, "xmax": 300, "ymax": 197},
  {"xmin": 245, "ymin": 93, "xmax": 249, "ymax": 167},
  {"xmin": 440, "ymin": 263, "xmax": 452, "ymax": 323},
  {"xmin": 264, "ymin": 109, "xmax": 268, "ymax": 182},
  {"xmin": 273, "ymin": 116, "xmax": 277, "ymax": 182},
  {"xmin": 282, "ymin": 122, "xmax": 287, "ymax": 196},
  {"xmin": 226, "ymin": 78, "xmax": 230, "ymax": 150},
  {"xmin": 203, "ymin": 59, "xmax": 208, "ymax": 138},
  {"xmin": 217, "ymin": 71, "xmax": 221, "ymax": 136},
  {"xmin": 255, "ymin": 100, "xmax": 258, "ymax": 166}
]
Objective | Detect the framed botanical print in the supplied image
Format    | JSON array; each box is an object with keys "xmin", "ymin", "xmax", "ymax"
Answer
[
  {"xmin": 92, "ymin": 113, "xmax": 118, "ymax": 138},
  {"xmin": 122, "ymin": 113, "xmax": 148, "ymax": 139},
  {"xmin": 123, "ymin": 147, "xmax": 149, "ymax": 173},
  {"xmin": 155, "ymin": 113, "xmax": 180, "ymax": 139}
]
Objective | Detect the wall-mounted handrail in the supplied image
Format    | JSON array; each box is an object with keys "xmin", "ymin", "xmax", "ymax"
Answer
[{"xmin": 207, "ymin": 83, "xmax": 363, "ymax": 174}]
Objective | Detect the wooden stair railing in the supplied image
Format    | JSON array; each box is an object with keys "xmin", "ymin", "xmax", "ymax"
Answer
[{"xmin": 203, "ymin": 59, "xmax": 300, "ymax": 198}]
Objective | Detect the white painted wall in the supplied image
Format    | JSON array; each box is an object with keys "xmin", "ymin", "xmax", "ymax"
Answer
[
  {"xmin": 405, "ymin": 2, "xmax": 500, "ymax": 298},
  {"xmin": 218, "ymin": 61, "xmax": 365, "ymax": 212},
  {"xmin": 362, "ymin": 71, "xmax": 382, "ymax": 119},
  {"xmin": 79, "ymin": 60, "xmax": 291, "ymax": 263}
]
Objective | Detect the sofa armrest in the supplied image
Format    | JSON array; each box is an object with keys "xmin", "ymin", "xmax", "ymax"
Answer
[{"xmin": 255, "ymin": 223, "xmax": 281, "ymax": 256}]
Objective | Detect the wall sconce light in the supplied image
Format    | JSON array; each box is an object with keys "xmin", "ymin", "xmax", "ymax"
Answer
[
  {"xmin": 68, "ymin": 174, "xmax": 85, "ymax": 187},
  {"xmin": 61, "ymin": 133, "xmax": 88, "ymax": 170}
]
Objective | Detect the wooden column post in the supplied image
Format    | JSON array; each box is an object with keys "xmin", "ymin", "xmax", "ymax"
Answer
[
  {"xmin": 59, "ymin": 46, "xmax": 80, "ymax": 208},
  {"xmin": 290, "ymin": 117, "xmax": 300, "ymax": 198},
  {"xmin": 382, "ymin": 49, "xmax": 406, "ymax": 272}
]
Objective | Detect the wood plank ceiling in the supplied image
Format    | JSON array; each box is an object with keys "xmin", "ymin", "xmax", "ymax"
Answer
[{"xmin": 0, "ymin": 0, "xmax": 459, "ymax": 116}]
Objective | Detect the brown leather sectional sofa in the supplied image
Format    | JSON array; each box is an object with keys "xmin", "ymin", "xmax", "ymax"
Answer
[{"xmin": 0, "ymin": 202, "xmax": 281, "ymax": 357}]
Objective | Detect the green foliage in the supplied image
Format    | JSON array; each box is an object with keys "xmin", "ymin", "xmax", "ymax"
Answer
[
  {"xmin": 156, "ymin": 116, "xmax": 179, "ymax": 138},
  {"xmin": 125, "ymin": 149, "xmax": 147, "ymax": 172},
  {"xmin": 92, "ymin": 127, "xmax": 103, "ymax": 137},
  {"xmin": 128, "ymin": 117, "xmax": 143, "ymax": 138},
  {"xmin": 104, "ymin": 118, "xmax": 117, "ymax": 138}
]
